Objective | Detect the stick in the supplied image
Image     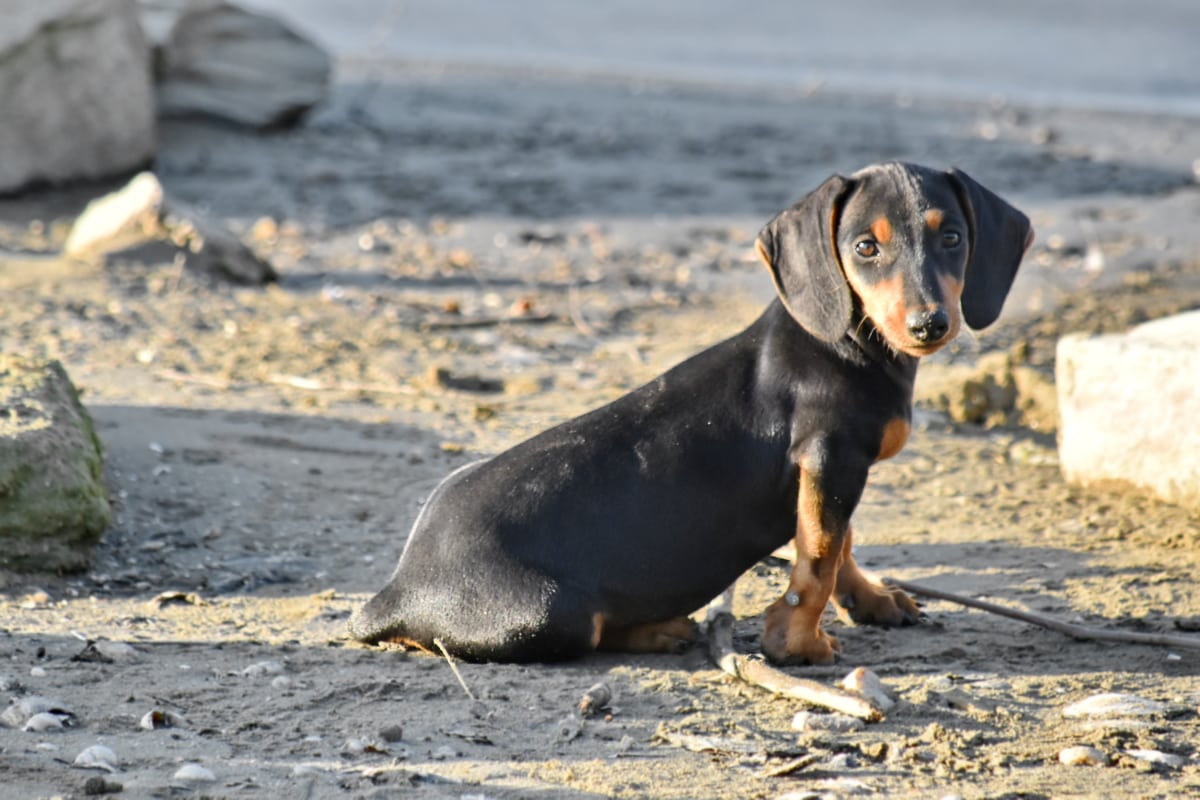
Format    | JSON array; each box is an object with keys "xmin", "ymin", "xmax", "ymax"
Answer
[
  {"xmin": 432, "ymin": 638, "xmax": 478, "ymax": 701},
  {"xmin": 887, "ymin": 578, "xmax": 1200, "ymax": 652},
  {"xmin": 705, "ymin": 610, "xmax": 882, "ymax": 721},
  {"xmin": 420, "ymin": 312, "xmax": 555, "ymax": 330}
]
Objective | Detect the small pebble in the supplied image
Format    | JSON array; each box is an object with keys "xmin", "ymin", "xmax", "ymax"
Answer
[
  {"xmin": 29, "ymin": 666, "xmax": 47, "ymax": 678},
  {"xmin": 379, "ymin": 724, "xmax": 404, "ymax": 743},
  {"xmin": 1062, "ymin": 692, "xmax": 1164, "ymax": 719},
  {"xmin": 1059, "ymin": 745, "xmax": 1108, "ymax": 766},
  {"xmin": 2, "ymin": 696, "xmax": 74, "ymax": 728},
  {"xmin": 82, "ymin": 775, "xmax": 123, "ymax": 796},
  {"xmin": 139, "ymin": 709, "xmax": 186, "ymax": 730},
  {"xmin": 23, "ymin": 712, "xmax": 66, "ymax": 733},
  {"xmin": 1126, "ymin": 749, "xmax": 1185, "ymax": 769},
  {"xmin": 74, "ymin": 744, "xmax": 119, "ymax": 773},
  {"xmin": 431, "ymin": 745, "xmax": 458, "ymax": 760},
  {"xmin": 840, "ymin": 667, "xmax": 894, "ymax": 711},
  {"xmin": 826, "ymin": 752, "xmax": 858, "ymax": 770},
  {"xmin": 792, "ymin": 711, "xmax": 865, "ymax": 733},
  {"xmin": 94, "ymin": 641, "xmax": 138, "ymax": 662},
  {"xmin": 242, "ymin": 660, "xmax": 285, "ymax": 677},
  {"xmin": 172, "ymin": 763, "xmax": 217, "ymax": 785}
]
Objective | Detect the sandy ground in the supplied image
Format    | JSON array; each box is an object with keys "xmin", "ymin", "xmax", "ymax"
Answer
[{"xmin": 2, "ymin": 70, "xmax": 1200, "ymax": 799}]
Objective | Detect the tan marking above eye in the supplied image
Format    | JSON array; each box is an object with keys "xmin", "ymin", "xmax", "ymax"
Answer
[
  {"xmin": 869, "ymin": 217, "xmax": 893, "ymax": 245},
  {"xmin": 924, "ymin": 209, "xmax": 945, "ymax": 230}
]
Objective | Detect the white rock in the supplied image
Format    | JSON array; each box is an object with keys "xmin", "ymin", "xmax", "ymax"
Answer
[
  {"xmin": 1059, "ymin": 745, "xmax": 1108, "ymax": 766},
  {"xmin": 1126, "ymin": 748, "xmax": 1185, "ymax": 768},
  {"xmin": 94, "ymin": 640, "xmax": 140, "ymax": 661},
  {"xmin": 1062, "ymin": 692, "xmax": 1165, "ymax": 719},
  {"xmin": 139, "ymin": 709, "xmax": 186, "ymax": 730},
  {"xmin": 2, "ymin": 696, "xmax": 74, "ymax": 728},
  {"xmin": 840, "ymin": 667, "xmax": 895, "ymax": 712},
  {"xmin": 63, "ymin": 172, "xmax": 164, "ymax": 256},
  {"xmin": 142, "ymin": 0, "xmax": 331, "ymax": 128},
  {"xmin": 74, "ymin": 744, "xmax": 119, "ymax": 772},
  {"xmin": 64, "ymin": 171, "xmax": 277, "ymax": 284},
  {"xmin": 1057, "ymin": 313, "xmax": 1200, "ymax": 511},
  {"xmin": 242, "ymin": 659, "xmax": 286, "ymax": 677},
  {"xmin": 173, "ymin": 763, "xmax": 217, "ymax": 785},
  {"xmin": 0, "ymin": 0, "xmax": 155, "ymax": 192},
  {"xmin": 792, "ymin": 711, "xmax": 866, "ymax": 733},
  {"xmin": 23, "ymin": 712, "xmax": 67, "ymax": 733}
]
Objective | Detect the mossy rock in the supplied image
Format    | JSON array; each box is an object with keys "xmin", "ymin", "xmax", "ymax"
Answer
[{"xmin": 0, "ymin": 355, "xmax": 111, "ymax": 572}]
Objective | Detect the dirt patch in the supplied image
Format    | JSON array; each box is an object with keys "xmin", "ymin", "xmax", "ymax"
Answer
[{"xmin": 2, "ymin": 73, "xmax": 1199, "ymax": 798}]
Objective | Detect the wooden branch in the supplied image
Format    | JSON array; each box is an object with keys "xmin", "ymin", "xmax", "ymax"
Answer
[
  {"xmin": 887, "ymin": 577, "xmax": 1200, "ymax": 652},
  {"xmin": 706, "ymin": 610, "xmax": 882, "ymax": 721}
]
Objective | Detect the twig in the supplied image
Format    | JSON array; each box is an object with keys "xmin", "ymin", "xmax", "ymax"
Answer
[
  {"xmin": 567, "ymin": 285, "xmax": 602, "ymax": 337},
  {"xmin": 887, "ymin": 578, "xmax": 1200, "ymax": 652},
  {"xmin": 706, "ymin": 610, "xmax": 882, "ymax": 721},
  {"xmin": 420, "ymin": 312, "xmax": 555, "ymax": 330},
  {"xmin": 156, "ymin": 369, "xmax": 236, "ymax": 390},
  {"xmin": 265, "ymin": 374, "xmax": 417, "ymax": 395},
  {"xmin": 155, "ymin": 368, "xmax": 416, "ymax": 396},
  {"xmin": 763, "ymin": 754, "xmax": 818, "ymax": 778},
  {"xmin": 432, "ymin": 638, "xmax": 477, "ymax": 701}
]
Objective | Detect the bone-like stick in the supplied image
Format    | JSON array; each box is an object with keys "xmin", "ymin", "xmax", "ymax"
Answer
[
  {"xmin": 887, "ymin": 578, "xmax": 1200, "ymax": 651},
  {"xmin": 704, "ymin": 591, "xmax": 883, "ymax": 722}
]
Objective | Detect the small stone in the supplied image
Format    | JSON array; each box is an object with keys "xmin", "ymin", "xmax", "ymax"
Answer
[
  {"xmin": 2, "ymin": 696, "xmax": 74, "ymax": 728},
  {"xmin": 431, "ymin": 745, "xmax": 458, "ymax": 760},
  {"xmin": 23, "ymin": 712, "xmax": 68, "ymax": 733},
  {"xmin": 172, "ymin": 763, "xmax": 217, "ymax": 785},
  {"xmin": 1062, "ymin": 693, "xmax": 1165, "ymax": 719},
  {"xmin": 1059, "ymin": 745, "xmax": 1108, "ymax": 766},
  {"xmin": 792, "ymin": 711, "xmax": 865, "ymax": 733},
  {"xmin": 93, "ymin": 641, "xmax": 138, "ymax": 662},
  {"xmin": 82, "ymin": 775, "xmax": 123, "ymax": 795},
  {"xmin": 840, "ymin": 667, "xmax": 894, "ymax": 711},
  {"xmin": 74, "ymin": 744, "xmax": 119, "ymax": 773},
  {"xmin": 379, "ymin": 724, "xmax": 404, "ymax": 743},
  {"xmin": 242, "ymin": 659, "xmax": 286, "ymax": 677},
  {"xmin": 139, "ymin": 709, "xmax": 186, "ymax": 730}
]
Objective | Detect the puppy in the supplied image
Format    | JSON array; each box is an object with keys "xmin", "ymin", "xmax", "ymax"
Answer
[{"xmin": 350, "ymin": 162, "xmax": 1032, "ymax": 664}]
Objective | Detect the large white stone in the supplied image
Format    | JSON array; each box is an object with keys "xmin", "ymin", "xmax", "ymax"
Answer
[
  {"xmin": 0, "ymin": 0, "xmax": 156, "ymax": 193},
  {"xmin": 1057, "ymin": 312, "xmax": 1200, "ymax": 510},
  {"xmin": 143, "ymin": 0, "xmax": 331, "ymax": 128}
]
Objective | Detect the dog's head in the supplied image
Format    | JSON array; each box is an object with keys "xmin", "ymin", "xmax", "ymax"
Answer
[{"xmin": 756, "ymin": 162, "xmax": 1033, "ymax": 357}]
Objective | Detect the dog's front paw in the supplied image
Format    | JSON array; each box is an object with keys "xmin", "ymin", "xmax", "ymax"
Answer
[{"xmin": 762, "ymin": 598, "xmax": 841, "ymax": 665}]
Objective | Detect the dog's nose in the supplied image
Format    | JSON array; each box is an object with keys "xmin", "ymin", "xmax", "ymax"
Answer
[{"xmin": 906, "ymin": 309, "xmax": 950, "ymax": 343}]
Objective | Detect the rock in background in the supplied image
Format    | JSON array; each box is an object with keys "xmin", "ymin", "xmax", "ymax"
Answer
[
  {"xmin": 142, "ymin": 0, "xmax": 332, "ymax": 128},
  {"xmin": 0, "ymin": 356, "xmax": 111, "ymax": 573},
  {"xmin": 64, "ymin": 171, "xmax": 278, "ymax": 284},
  {"xmin": 0, "ymin": 0, "xmax": 156, "ymax": 194},
  {"xmin": 1057, "ymin": 311, "xmax": 1200, "ymax": 511}
]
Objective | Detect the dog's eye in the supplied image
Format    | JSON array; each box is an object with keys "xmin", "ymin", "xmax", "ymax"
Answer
[
  {"xmin": 942, "ymin": 231, "xmax": 962, "ymax": 247},
  {"xmin": 854, "ymin": 240, "xmax": 879, "ymax": 258}
]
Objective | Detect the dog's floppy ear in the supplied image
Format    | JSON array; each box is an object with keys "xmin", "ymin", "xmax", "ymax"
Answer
[
  {"xmin": 949, "ymin": 168, "xmax": 1033, "ymax": 330},
  {"xmin": 756, "ymin": 174, "xmax": 854, "ymax": 341}
]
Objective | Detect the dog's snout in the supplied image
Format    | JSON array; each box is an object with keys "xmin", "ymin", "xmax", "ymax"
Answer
[{"xmin": 905, "ymin": 309, "xmax": 950, "ymax": 343}]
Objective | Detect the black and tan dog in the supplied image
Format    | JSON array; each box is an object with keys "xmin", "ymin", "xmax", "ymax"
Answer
[{"xmin": 350, "ymin": 162, "xmax": 1032, "ymax": 664}]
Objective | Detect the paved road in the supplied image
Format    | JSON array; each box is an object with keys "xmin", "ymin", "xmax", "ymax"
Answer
[{"xmin": 246, "ymin": 0, "xmax": 1199, "ymax": 115}]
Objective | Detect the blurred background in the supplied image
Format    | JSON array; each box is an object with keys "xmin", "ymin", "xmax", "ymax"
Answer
[{"xmin": 247, "ymin": 0, "xmax": 1200, "ymax": 115}]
